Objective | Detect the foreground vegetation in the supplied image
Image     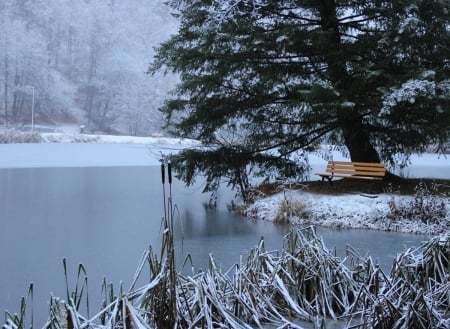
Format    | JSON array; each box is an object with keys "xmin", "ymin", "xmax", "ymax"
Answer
[{"xmin": 4, "ymin": 224, "xmax": 449, "ymax": 329}]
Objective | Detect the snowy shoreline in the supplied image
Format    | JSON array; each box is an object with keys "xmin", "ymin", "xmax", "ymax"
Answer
[
  {"xmin": 244, "ymin": 189, "xmax": 450, "ymax": 236},
  {"xmin": 0, "ymin": 132, "xmax": 200, "ymax": 168},
  {"xmin": 1, "ymin": 131, "xmax": 449, "ymax": 236}
]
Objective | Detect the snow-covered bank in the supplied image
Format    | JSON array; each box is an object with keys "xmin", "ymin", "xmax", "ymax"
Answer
[
  {"xmin": 40, "ymin": 132, "xmax": 198, "ymax": 145},
  {"xmin": 245, "ymin": 148, "xmax": 450, "ymax": 235},
  {"xmin": 245, "ymin": 189, "xmax": 450, "ymax": 235},
  {"xmin": 0, "ymin": 133, "xmax": 199, "ymax": 168}
]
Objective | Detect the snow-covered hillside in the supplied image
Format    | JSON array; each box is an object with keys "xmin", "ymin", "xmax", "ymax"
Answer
[{"xmin": 0, "ymin": 0, "xmax": 177, "ymax": 135}]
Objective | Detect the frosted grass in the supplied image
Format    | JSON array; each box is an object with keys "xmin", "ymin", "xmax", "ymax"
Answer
[{"xmin": 4, "ymin": 227, "xmax": 448, "ymax": 329}]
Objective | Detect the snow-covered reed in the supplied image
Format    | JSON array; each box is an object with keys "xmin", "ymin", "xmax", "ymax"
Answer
[
  {"xmin": 3, "ymin": 227, "xmax": 448, "ymax": 329},
  {"xmin": 348, "ymin": 233, "xmax": 450, "ymax": 329}
]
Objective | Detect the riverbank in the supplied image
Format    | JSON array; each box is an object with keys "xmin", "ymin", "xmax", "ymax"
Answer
[{"xmin": 243, "ymin": 182, "xmax": 450, "ymax": 235}]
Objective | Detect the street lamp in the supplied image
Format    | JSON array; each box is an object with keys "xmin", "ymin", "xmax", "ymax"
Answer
[{"xmin": 25, "ymin": 86, "xmax": 34, "ymax": 132}]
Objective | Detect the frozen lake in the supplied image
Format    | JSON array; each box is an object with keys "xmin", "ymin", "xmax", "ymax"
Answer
[{"xmin": 0, "ymin": 142, "xmax": 449, "ymax": 179}]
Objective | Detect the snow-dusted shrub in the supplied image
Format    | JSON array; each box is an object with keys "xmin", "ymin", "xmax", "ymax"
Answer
[
  {"xmin": 271, "ymin": 185, "xmax": 311, "ymax": 223},
  {"xmin": 387, "ymin": 182, "xmax": 447, "ymax": 223},
  {"xmin": 274, "ymin": 197, "xmax": 309, "ymax": 223},
  {"xmin": 0, "ymin": 129, "xmax": 42, "ymax": 143}
]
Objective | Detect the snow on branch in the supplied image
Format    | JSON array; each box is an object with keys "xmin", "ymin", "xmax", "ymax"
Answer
[
  {"xmin": 205, "ymin": 0, "xmax": 268, "ymax": 23},
  {"xmin": 380, "ymin": 71, "xmax": 450, "ymax": 114}
]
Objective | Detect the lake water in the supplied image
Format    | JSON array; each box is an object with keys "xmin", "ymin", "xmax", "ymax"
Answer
[{"xmin": 0, "ymin": 166, "xmax": 427, "ymax": 327}]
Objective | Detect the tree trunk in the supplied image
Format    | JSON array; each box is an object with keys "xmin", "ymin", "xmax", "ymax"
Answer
[
  {"xmin": 341, "ymin": 117, "xmax": 380, "ymax": 163},
  {"xmin": 341, "ymin": 112, "xmax": 406, "ymax": 181},
  {"xmin": 318, "ymin": 0, "xmax": 381, "ymax": 164}
]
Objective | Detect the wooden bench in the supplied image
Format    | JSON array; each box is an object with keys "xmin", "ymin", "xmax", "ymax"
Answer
[{"xmin": 315, "ymin": 161, "xmax": 387, "ymax": 183}]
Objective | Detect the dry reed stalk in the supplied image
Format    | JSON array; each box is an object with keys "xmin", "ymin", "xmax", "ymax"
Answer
[
  {"xmin": 4, "ymin": 229, "xmax": 449, "ymax": 329},
  {"xmin": 349, "ymin": 233, "xmax": 450, "ymax": 329}
]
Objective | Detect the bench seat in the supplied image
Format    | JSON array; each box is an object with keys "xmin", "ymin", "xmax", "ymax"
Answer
[{"xmin": 315, "ymin": 161, "xmax": 387, "ymax": 183}]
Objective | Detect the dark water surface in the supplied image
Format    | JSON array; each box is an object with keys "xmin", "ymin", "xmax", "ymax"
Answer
[{"xmin": 0, "ymin": 166, "xmax": 426, "ymax": 327}]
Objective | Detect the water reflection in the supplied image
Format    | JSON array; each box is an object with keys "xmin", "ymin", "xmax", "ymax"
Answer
[{"xmin": 176, "ymin": 208, "xmax": 290, "ymax": 272}]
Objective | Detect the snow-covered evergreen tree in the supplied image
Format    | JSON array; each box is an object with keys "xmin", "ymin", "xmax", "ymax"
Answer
[{"xmin": 151, "ymin": 0, "xmax": 450, "ymax": 198}]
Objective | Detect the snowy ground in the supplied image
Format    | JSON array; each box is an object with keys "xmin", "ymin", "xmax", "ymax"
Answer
[
  {"xmin": 244, "ymin": 189, "xmax": 450, "ymax": 235},
  {"xmin": 1, "ymin": 130, "xmax": 449, "ymax": 235}
]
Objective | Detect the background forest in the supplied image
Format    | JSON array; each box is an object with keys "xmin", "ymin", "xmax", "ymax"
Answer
[{"xmin": 0, "ymin": 0, "xmax": 177, "ymax": 135}]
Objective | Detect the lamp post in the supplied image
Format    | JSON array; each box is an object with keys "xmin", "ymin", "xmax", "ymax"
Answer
[
  {"xmin": 1, "ymin": 78, "xmax": 6, "ymax": 127},
  {"xmin": 25, "ymin": 86, "xmax": 34, "ymax": 132}
]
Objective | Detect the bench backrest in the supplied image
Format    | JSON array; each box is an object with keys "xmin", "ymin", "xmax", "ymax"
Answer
[{"xmin": 326, "ymin": 161, "xmax": 386, "ymax": 177}]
